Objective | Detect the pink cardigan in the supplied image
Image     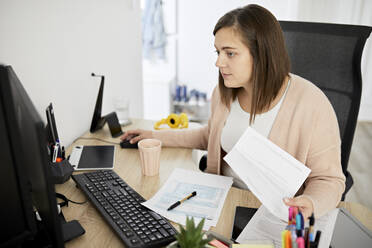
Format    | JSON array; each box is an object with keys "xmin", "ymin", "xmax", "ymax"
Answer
[{"xmin": 153, "ymin": 74, "xmax": 346, "ymax": 217}]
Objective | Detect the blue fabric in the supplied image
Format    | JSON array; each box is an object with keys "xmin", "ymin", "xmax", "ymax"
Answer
[{"xmin": 142, "ymin": 0, "xmax": 167, "ymax": 60}]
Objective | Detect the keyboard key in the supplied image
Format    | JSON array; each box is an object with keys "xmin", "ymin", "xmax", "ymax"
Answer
[
  {"xmin": 159, "ymin": 228, "xmax": 169, "ymax": 237},
  {"xmin": 149, "ymin": 212, "xmax": 162, "ymax": 220},
  {"xmin": 155, "ymin": 232, "xmax": 163, "ymax": 239},
  {"xmin": 164, "ymin": 224, "xmax": 172, "ymax": 229},
  {"xmin": 130, "ymin": 238, "xmax": 139, "ymax": 244},
  {"xmin": 125, "ymin": 231, "xmax": 134, "ymax": 238}
]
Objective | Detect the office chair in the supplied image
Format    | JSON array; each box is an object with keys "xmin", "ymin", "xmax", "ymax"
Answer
[
  {"xmin": 279, "ymin": 21, "xmax": 371, "ymax": 200},
  {"xmin": 199, "ymin": 21, "xmax": 371, "ymax": 201}
]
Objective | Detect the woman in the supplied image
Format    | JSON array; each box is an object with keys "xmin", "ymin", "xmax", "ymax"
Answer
[{"xmin": 121, "ymin": 4, "xmax": 345, "ymax": 220}]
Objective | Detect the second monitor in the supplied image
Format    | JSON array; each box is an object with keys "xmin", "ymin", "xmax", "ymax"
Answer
[{"xmin": 90, "ymin": 72, "xmax": 123, "ymax": 137}]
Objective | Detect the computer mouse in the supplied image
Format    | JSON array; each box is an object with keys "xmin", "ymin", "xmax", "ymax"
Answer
[{"xmin": 119, "ymin": 137, "xmax": 138, "ymax": 149}]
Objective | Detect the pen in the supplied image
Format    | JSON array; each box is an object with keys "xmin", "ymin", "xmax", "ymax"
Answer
[
  {"xmin": 285, "ymin": 230, "xmax": 291, "ymax": 248},
  {"xmin": 281, "ymin": 230, "xmax": 286, "ymax": 248},
  {"xmin": 292, "ymin": 230, "xmax": 298, "ymax": 248},
  {"xmin": 304, "ymin": 227, "xmax": 309, "ymax": 248},
  {"xmin": 296, "ymin": 213, "xmax": 302, "ymax": 236},
  {"xmin": 167, "ymin": 191, "xmax": 197, "ymax": 211},
  {"xmin": 296, "ymin": 237, "xmax": 305, "ymax": 248},
  {"xmin": 61, "ymin": 146, "xmax": 65, "ymax": 159},
  {"xmin": 309, "ymin": 230, "xmax": 321, "ymax": 248},
  {"xmin": 52, "ymin": 142, "xmax": 59, "ymax": 163},
  {"xmin": 299, "ymin": 212, "xmax": 304, "ymax": 230},
  {"xmin": 309, "ymin": 213, "xmax": 315, "ymax": 242},
  {"xmin": 314, "ymin": 230, "xmax": 321, "ymax": 247},
  {"xmin": 293, "ymin": 207, "xmax": 298, "ymax": 225},
  {"xmin": 289, "ymin": 207, "xmax": 293, "ymax": 225}
]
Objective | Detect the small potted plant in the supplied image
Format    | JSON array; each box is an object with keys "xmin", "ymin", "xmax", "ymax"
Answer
[{"xmin": 167, "ymin": 217, "xmax": 211, "ymax": 248}]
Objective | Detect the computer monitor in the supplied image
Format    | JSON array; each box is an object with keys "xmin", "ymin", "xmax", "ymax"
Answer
[
  {"xmin": 90, "ymin": 73, "xmax": 123, "ymax": 137},
  {"xmin": 46, "ymin": 103, "xmax": 60, "ymax": 145},
  {"xmin": 0, "ymin": 64, "xmax": 64, "ymax": 247}
]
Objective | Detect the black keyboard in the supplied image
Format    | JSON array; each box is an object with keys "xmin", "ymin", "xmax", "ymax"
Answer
[{"xmin": 72, "ymin": 170, "xmax": 177, "ymax": 248}]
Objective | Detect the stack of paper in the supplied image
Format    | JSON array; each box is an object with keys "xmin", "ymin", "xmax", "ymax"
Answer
[
  {"xmin": 142, "ymin": 168, "xmax": 233, "ymax": 230},
  {"xmin": 224, "ymin": 127, "xmax": 311, "ymax": 221}
]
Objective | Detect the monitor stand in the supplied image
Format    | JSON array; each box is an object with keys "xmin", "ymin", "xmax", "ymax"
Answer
[
  {"xmin": 56, "ymin": 193, "xmax": 85, "ymax": 242},
  {"xmin": 61, "ymin": 218, "xmax": 85, "ymax": 242}
]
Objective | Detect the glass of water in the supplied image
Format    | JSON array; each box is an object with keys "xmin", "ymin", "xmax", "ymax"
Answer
[{"xmin": 114, "ymin": 97, "xmax": 131, "ymax": 126}]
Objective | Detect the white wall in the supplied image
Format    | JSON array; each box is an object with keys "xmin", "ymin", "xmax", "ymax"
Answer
[
  {"xmin": 177, "ymin": 0, "xmax": 295, "ymax": 98},
  {"xmin": 0, "ymin": 0, "xmax": 143, "ymax": 146},
  {"xmin": 177, "ymin": 0, "xmax": 372, "ymax": 120}
]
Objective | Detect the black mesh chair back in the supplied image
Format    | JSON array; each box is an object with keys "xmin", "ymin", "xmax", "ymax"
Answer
[{"xmin": 279, "ymin": 21, "xmax": 372, "ymax": 199}]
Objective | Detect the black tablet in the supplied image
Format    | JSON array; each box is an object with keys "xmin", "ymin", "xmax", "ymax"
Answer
[
  {"xmin": 231, "ymin": 206, "xmax": 258, "ymax": 240},
  {"xmin": 69, "ymin": 145, "xmax": 115, "ymax": 170}
]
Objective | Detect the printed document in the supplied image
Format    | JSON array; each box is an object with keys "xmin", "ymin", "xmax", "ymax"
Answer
[
  {"xmin": 224, "ymin": 127, "xmax": 311, "ymax": 220},
  {"xmin": 142, "ymin": 168, "xmax": 233, "ymax": 230},
  {"xmin": 237, "ymin": 205, "xmax": 338, "ymax": 248}
]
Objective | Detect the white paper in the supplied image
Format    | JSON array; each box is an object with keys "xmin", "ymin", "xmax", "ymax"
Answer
[
  {"xmin": 237, "ymin": 205, "xmax": 339, "ymax": 248},
  {"xmin": 142, "ymin": 168, "xmax": 233, "ymax": 230},
  {"xmin": 224, "ymin": 127, "xmax": 311, "ymax": 220}
]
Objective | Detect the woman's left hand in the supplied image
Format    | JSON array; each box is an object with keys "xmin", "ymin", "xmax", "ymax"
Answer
[{"xmin": 283, "ymin": 196, "xmax": 314, "ymax": 221}]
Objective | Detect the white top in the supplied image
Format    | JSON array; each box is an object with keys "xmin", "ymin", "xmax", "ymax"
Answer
[{"xmin": 221, "ymin": 80, "xmax": 290, "ymax": 189}]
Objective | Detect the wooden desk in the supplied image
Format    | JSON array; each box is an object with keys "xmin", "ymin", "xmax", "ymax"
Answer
[{"xmin": 56, "ymin": 119, "xmax": 372, "ymax": 247}]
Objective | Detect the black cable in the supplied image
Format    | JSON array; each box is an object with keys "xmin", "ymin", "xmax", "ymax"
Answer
[
  {"xmin": 72, "ymin": 137, "xmax": 119, "ymax": 145},
  {"xmin": 56, "ymin": 192, "xmax": 88, "ymax": 206},
  {"xmin": 67, "ymin": 198, "xmax": 88, "ymax": 205}
]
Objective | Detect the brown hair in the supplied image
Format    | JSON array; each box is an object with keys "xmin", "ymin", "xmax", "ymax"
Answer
[{"xmin": 213, "ymin": 4, "xmax": 290, "ymax": 123}]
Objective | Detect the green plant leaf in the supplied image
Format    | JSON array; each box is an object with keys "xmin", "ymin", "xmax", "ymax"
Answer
[
  {"xmin": 174, "ymin": 217, "xmax": 211, "ymax": 248},
  {"xmin": 195, "ymin": 218, "xmax": 205, "ymax": 235}
]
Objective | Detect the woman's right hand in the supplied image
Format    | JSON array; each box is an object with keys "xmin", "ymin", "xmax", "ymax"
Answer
[{"xmin": 120, "ymin": 129, "xmax": 153, "ymax": 144}]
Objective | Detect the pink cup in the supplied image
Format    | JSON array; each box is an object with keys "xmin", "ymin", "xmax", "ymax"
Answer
[{"xmin": 138, "ymin": 139, "xmax": 162, "ymax": 176}]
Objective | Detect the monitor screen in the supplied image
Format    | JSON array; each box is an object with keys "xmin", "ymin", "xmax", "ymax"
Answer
[
  {"xmin": 0, "ymin": 86, "xmax": 36, "ymax": 246},
  {"xmin": 0, "ymin": 64, "xmax": 64, "ymax": 247},
  {"xmin": 46, "ymin": 102, "xmax": 60, "ymax": 144}
]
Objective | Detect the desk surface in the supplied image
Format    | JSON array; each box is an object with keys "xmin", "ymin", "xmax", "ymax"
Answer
[{"xmin": 57, "ymin": 119, "xmax": 372, "ymax": 247}]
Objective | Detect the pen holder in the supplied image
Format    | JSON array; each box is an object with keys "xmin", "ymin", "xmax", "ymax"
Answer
[{"xmin": 50, "ymin": 159, "xmax": 74, "ymax": 184}]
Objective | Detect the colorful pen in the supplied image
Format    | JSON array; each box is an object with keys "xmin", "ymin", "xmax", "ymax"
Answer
[
  {"xmin": 296, "ymin": 237, "xmax": 305, "ymax": 248},
  {"xmin": 285, "ymin": 230, "xmax": 291, "ymax": 248},
  {"xmin": 289, "ymin": 206, "xmax": 294, "ymax": 225},
  {"xmin": 299, "ymin": 212, "xmax": 304, "ymax": 230},
  {"xmin": 293, "ymin": 207, "xmax": 299, "ymax": 225},
  {"xmin": 309, "ymin": 213, "xmax": 315, "ymax": 242},
  {"xmin": 296, "ymin": 213, "xmax": 302, "ymax": 234},
  {"xmin": 282, "ymin": 230, "xmax": 287, "ymax": 248}
]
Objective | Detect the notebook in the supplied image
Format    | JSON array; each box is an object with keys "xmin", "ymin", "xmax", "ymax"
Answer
[{"xmin": 69, "ymin": 145, "xmax": 115, "ymax": 170}]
